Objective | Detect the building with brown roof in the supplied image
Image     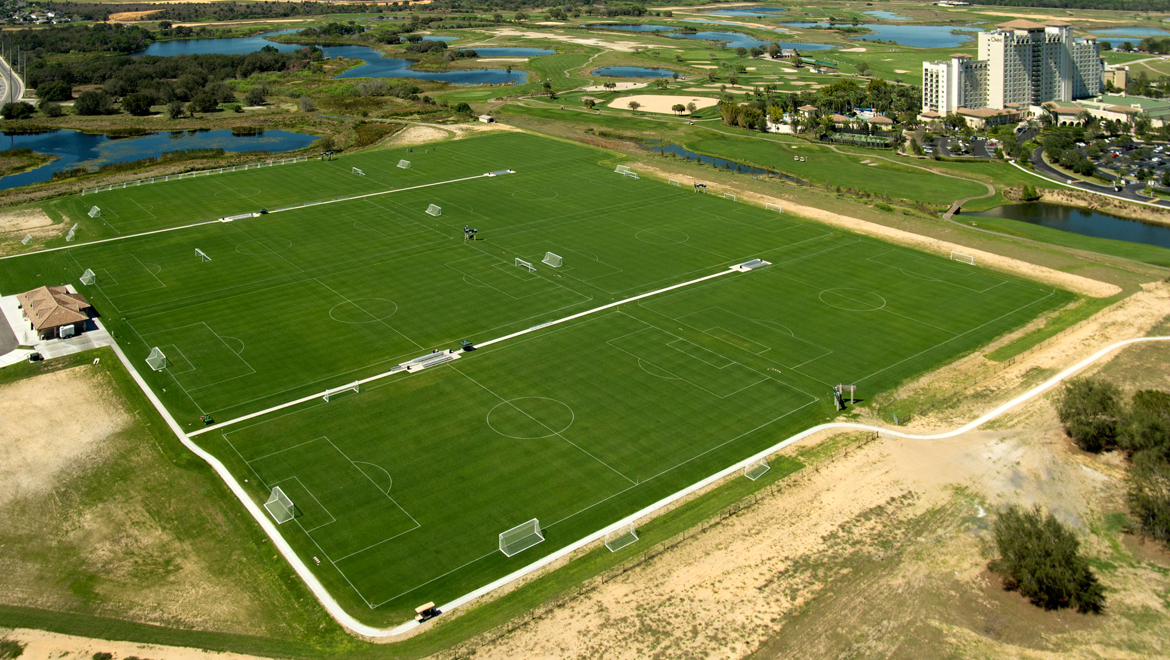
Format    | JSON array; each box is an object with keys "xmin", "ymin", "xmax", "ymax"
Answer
[{"xmin": 16, "ymin": 286, "xmax": 95, "ymax": 340}]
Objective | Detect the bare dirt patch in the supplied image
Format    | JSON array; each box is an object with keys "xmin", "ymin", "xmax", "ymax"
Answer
[
  {"xmin": 607, "ymin": 94, "xmax": 718, "ymax": 114},
  {"xmin": 0, "ymin": 208, "xmax": 53, "ymax": 234},
  {"xmin": 384, "ymin": 125, "xmax": 453, "ymax": 147},
  {"xmin": 109, "ymin": 9, "xmax": 162, "ymax": 20},
  {"xmin": 2, "ymin": 628, "xmax": 270, "ymax": 660}
]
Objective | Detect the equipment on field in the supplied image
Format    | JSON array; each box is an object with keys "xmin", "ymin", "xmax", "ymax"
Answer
[
  {"xmin": 950, "ymin": 251, "xmax": 975, "ymax": 265},
  {"xmin": 833, "ymin": 387, "xmax": 845, "ymax": 411},
  {"xmin": 836, "ymin": 384, "xmax": 856, "ymax": 404},
  {"xmin": 323, "ymin": 381, "xmax": 360, "ymax": 402},
  {"xmin": 731, "ymin": 258, "xmax": 771, "ymax": 272},
  {"xmin": 515, "ymin": 257, "xmax": 536, "ymax": 272},
  {"xmin": 415, "ymin": 602, "xmax": 441, "ymax": 622},
  {"xmin": 499, "ymin": 518, "xmax": 544, "ymax": 557},
  {"xmin": 146, "ymin": 347, "xmax": 167, "ymax": 371},
  {"xmin": 694, "ymin": 182, "xmax": 707, "ymax": 193},
  {"xmin": 668, "ymin": 179, "xmax": 681, "ymax": 187},
  {"xmin": 196, "ymin": 248, "xmax": 211, "ymax": 262},
  {"xmin": 65, "ymin": 224, "xmax": 78, "ymax": 242},
  {"xmin": 397, "ymin": 159, "xmax": 412, "ymax": 169},
  {"xmin": 87, "ymin": 206, "xmax": 101, "ymax": 218},
  {"xmin": 426, "ymin": 204, "xmax": 441, "ymax": 216},
  {"xmin": 766, "ymin": 203, "xmax": 783, "ymax": 213},
  {"xmin": 542, "ymin": 252, "xmax": 562, "ymax": 268},
  {"xmin": 615, "ymin": 165, "xmax": 631, "ymax": 175},
  {"xmin": 264, "ymin": 487, "xmax": 295, "ymax": 524},
  {"xmin": 723, "ymin": 192, "xmax": 737, "ymax": 201},
  {"xmin": 744, "ymin": 457, "xmax": 770, "ymax": 481},
  {"xmin": 21, "ymin": 234, "xmax": 31, "ymax": 245},
  {"xmin": 463, "ymin": 225, "xmax": 478, "ymax": 241},
  {"xmin": 79, "ymin": 269, "xmax": 95, "ymax": 285},
  {"xmin": 604, "ymin": 523, "xmax": 639, "ymax": 552},
  {"xmin": 352, "ymin": 167, "xmax": 365, "ymax": 176}
]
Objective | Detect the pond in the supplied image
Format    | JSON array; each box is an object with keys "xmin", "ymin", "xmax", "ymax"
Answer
[
  {"xmin": 701, "ymin": 6, "xmax": 788, "ymax": 16},
  {"xmin": 970, "ymin": 202, "xmax": 1170, "ymax": 250},
  {"xmin": 677, "ymin": 31, "xmax": 835, "ymax": 50},
  {"xmin": 473, "ymin": 47, "xmax": 556, "ymax": 57},
  {"xmin": 781, "ymin": 22, "xmax": 981, "ymax": 47},
  {"xmin": 863, "ymin": 10, "xmax": 911, "ymax": 20},
  {"xmin": 137, "ymin": 32, "xmax": 527, "ymax": 84},
  {"xmin": 584, "ymin": 23, "xmax": 678, "ymax": 32},
  {"xmin": 0, "ymin": 128, "xmax": 317, "ymax": 191},
  {"xmin": 643, "ymin": 141, "xmax": 808, "ymax": 184},
  {"xmin": 592, "ymin": 66, "xmax": 675, "ymax": 78},
  {"xmin": 421, "ymin": 35, "xmax": 460, "ymax": 42},
  {"xmin": 1090, "ymin": 27, "xmax": 1170, "ymax": 37}
]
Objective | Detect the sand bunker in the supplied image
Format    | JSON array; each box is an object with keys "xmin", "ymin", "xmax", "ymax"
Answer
[
  {"xmin": 581, "ymin": 82, "xmax": 648, "ymax": 92},
  {"xmin": 608, "ymin": 95, "xmax": 719, "ymax": 114},
  {"xmin": 895, "ymin": 69, "xmax": 910, "ymax": 74},
  {"xmin": 840, "ymin": 47, "xmax": 868, "ymax": 52}
]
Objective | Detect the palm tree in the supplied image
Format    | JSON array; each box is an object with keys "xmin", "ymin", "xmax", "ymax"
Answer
[
  {"xmin": 672, "ymin": 104, "xmax": 686, "ymax": 116},
  {"xmin": 1077, "ymin": 109, "xmax": 1095, "ymax": 127}
]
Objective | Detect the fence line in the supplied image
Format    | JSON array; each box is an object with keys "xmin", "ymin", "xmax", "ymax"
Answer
[{"xmin": 81, "ymin": 155, "xmax": 309, "ymax": 195}]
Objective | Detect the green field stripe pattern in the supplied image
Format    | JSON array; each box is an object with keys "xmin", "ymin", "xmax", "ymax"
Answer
[{"xmin": 0, "ymin": 131, "xmax": 1072, "ymax": 625}]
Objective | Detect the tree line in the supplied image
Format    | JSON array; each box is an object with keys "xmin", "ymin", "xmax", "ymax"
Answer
[
  {"xmin": 716, "ymin": 78, "xmax": 921, "ymax": 132},
  {"xmin": 44, "ymin": 1, "xmax": 368, "ymax": 23},
  {"xmin": 970, "ymin": 0, "xmax": 1170, "ymax": 11}
]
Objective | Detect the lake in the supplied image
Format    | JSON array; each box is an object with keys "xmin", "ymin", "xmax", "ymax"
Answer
[
  {"xmin": 0, "ymin": 128, "xmax": 317, "ymax": 191},
  {"xmin": 584, "ymin": 23, "xmax": 678, "ymax": 32},
  {"xmin": 585, "ymin": 24, "xmax": 832, "ymax": 49},
  {"xmin": 781, "ymin": 22, "xmax": 981, "ymax": 47},
  {"xmin": 1090, "ymin": 27, "xmax": 1170, "ymax": 37},
  {"xmin": 970, "ymin": 202, "xmax": 1170, "ymax": 250},
  {"xmin": 421, "ymin": 35, "xmax": 459, "ymax": 42},
  {"xmin": 137, "ymin": 32, "xmax": 527, "ymax": 84},
  {"xmin": 644, "ymin": 141, "xmax": 807, "ymax": 184},
  {"xmin": 592, "ymin": 66, "xmax": 675, "ymax": 78},
  {"xmin": 864, "ymin": 10, "xmax": 911, "ymax": 20},
  {"xmin": 473, "ymin": 47, "xmax": 556, "ymax": 57}
]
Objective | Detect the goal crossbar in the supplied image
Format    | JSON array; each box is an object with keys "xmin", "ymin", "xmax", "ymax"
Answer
[
  {"xmin": 323, "ymin": 381, "xmax": 360, "ymax": 402},
  {"xmin": 950, "ymin": 251, "xmax": 975, "ymax": 265},
  {"xmin": 196, "ymin": 248, "xmax": 211, "ymax": 262},
  {"xmin": 79, "ymin": 269, "xmax": 95, "ymax": 285},
  {"xmin": 744, "ymin": 457, "xmax": 770, "ymax": 481},
  {"xmin": 766, "ymin": 202, "xmax": 783, "ymax": 213},
  {"xmin": 426, "ymin": 204, "xmax": 441, "ymax": 216},
  {"xmin": 723, "ymin": 192, "xmax": 737, "ymax": 201},
  {"xmin": 87, "ymin": 206, "xmax": 101, "ymax": 218},
  {"xmin": 614, "ymin": 165, "xmax": 631, "ymax": 174},
  {"xmin": 397, "ymin": 159, "xmax": 412, "ymax": 169},
  {"xmin": 146, "ymin": 347, "xmax": 167, "ymax": 371},
  {"xmin": 668, "ymin": 179, "xmax": 681, "ymax": 187},
  {"xmin": 515, "ymin": 258, "xmax": 536, "ymax": 272},
  {"xmin": 352, "ymin": 167, "xmax": 366, "ymax": 176},
  {"xmin": 265, "ymin": 486, "xmax": 295, "ymax": 524},
  {"xmin": 499, "ymin": 518, "xmax": 544, "ymax": 557},
  {"xmin": 542, "ymin": 252, "xmax": 562, "ymax": 268},
  {"xmin": 604, "ymin": 523, "xmax": 639, "ymax": 552}
]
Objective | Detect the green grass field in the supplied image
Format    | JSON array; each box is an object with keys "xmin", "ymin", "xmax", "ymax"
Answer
[{"xmin": 1, "ymin": 131, "xmax": 1072, "ymax": 627}]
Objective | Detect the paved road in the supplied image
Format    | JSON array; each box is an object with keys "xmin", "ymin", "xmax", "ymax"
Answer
[{"xmin": 1028, "ymin": 145, "xmax": 1170, "ymax": 206}]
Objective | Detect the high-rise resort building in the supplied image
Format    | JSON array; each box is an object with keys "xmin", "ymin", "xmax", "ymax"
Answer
[{"xmin": 921, "ymin": 20, "xmax": 1103, "ymax": 115}]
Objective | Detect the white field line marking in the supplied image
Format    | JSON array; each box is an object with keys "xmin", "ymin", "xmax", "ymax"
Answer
[
  {"xmin": 188, "ymin": 266, "xmax": 739, "ymax": 437},
  {"xmin": 114, "ymin": 274, "xmax": 1169, "ymax": 637},
  {"xmin": 0, "ymin": 173, "xmax": 494, "ymax": 262}
]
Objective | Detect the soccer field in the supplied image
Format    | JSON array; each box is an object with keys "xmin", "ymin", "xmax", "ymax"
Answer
[{"xmin": 3, "ymin": 131, "xmax": 1073, "ymax": 625}]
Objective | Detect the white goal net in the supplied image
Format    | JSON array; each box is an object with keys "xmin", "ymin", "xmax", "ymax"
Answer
[
  {"xmin": 542, "ymin": 252, "xmax": 562, "ymax": 268},
  {"xmin": 668, "ymin": 179, "xmax": 681, "ymax": 187},
  {"xmin": 87, "ymin": 206, "xmax": 101, "ymax": 218},
  {"xmin": 950, "ymin": 251, "xmax": 975, "ymax": 265},
  {"xmin": 723, "ymin": 192, "xmax": 737, "ymax": 201},
  {"xmin": 604, "ymin": 523, "xmax": 639, "ymax": 552},
  {"xmin": 79, "ymin": 269, "xmax": 95, "ymax": 285},
  {"xmin": 744, "ymin": 457, "xmax": 770, "ymax": 481},
  {"xmin": 196, "ymin": 248, "xmax": 211, "ymax": 262},
  {"xmin": 499, "ymin": 518, "xmax": 544, "ymax": 557},
  {"xmin": 265, "ymin": 486, "xmax": 295, "ymax": 524},
  {"xmin": 21, "ymin": 234, "xmax": 31, "ymax": 245},
  {"xmin": 323, "ymin": 381, "xmax": 360, "ymax": 402},
  {"xmin": 426, "ymin": 204, "xmax": 441, "ymax": 216},
  {"xmin": 352, "ymin": 167, "xmax": 365, "ymax": 176},
  {"xmin": 614, "ymin": 165, "xmax": 631, "ymax": 175},
  {"xmin": 515, "ymin": 258, "xmax": 535, "ymax": 272},
  {"xmin": 65, "ymin": 224, "xmax": 78, "ymax": 242},
  {"xmin": 397, "ymin": 159, "xmax": 412, "ymax": 169},
  {"xmin": 146, "ymin": 347, "xmax": 167, "ymax": 371},
  {"xmin": 766, "ymin": 203, "xmax": 783, "ymax": 213}
]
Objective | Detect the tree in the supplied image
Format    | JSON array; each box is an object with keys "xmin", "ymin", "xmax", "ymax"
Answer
[
  {"xmin": 1127, "ymin": 450, "xmax": 1170, "ymax": 545},
  {"xmin": 1021, "ymin": 184, "xmax": 1041, "ymax": 201},
  {"xmin": 36, "ymin": 80, "xmax": 72, "ymax": 102},
  {"xmin": 245, "ymin": 87, "xmax": 267, "ymax": 106},
  {"xmin": 627, "ymin": 100, "xmax": 641, "ymax": 113},
  {"xmin": 1122, "ymin": 390, "xmax": 1170, "ymax": 458},
  {"xmin": 735, "ymin": 46, "xmax": 748, "ymax": 57},
  {"xmin": 855, "ymin": 61, "xmax": 871, "ymax": 76},
  {"xmin": 1057, "ymin": 377, "xmax": 1124, "ymax": 452},
  {"xmin": 74, "ymin": 91, "xmax": 115, "ymax": 116},
  {"xmin": 40, "ymin": 102, "xmax": 62, "ymax": 117},
  {"xmin": 191, "ymin": 89, "xmax": 220, "ymax": 113},
  {"xmin": 603, "ymin": 81, "xmax": 617, "ymax": 91},
  {"xmin": 122, "ymin": 93, "xmax": 154, "ymax": 116},
  {"xmin": 299, "ymin": 95, "xmax": 315, "ymax": 113},
  {"xmin": 0, "ymin": 102, "xmax": 35, "ymax": 120},
  {"xmin": 167, "ymin": 100, "xmax": 185, "ymax": 119},
  {"xmin": 687, "ymin": 101, "xmax": 697, "ymax": 114},
  {"xmin": 514, "ymin": 11, "xmax": 528, "ymax": 21},
  {"xmin": 453, "ymin": 102, "xmax": 473, "ymax": 115},
  {"xmin": 672, "ymin": 103, "xmax": 686, "ymax": 116},
  {"xmin": 991, "ymin": 504, "xmax": 1104, "ymax": 613},
  {"xmin": 1162, "ymin": 169, "xmax": 1170, "ymax": 187},
  {"xmin": 583, "ymin": 98, "xmax": 596, "ymax": 110}
]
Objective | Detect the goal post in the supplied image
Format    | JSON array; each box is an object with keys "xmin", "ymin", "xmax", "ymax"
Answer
[
  {"xmin": 397, "ymin": 159, "xmax": 412, "ymax": 169},
  {"xmin": 264, "ymin": 486, "xmax": 295, "ymax": 524},
  {"xmin": 352, "ymin": 167, "xmax": 365, "ymax": 176},
  {"xmin": 723, "ymin": 192, "xmax": 737, "ymax": 201},
  {"xmin": 614, "ymin": 164, "xmax": 631, "ymax": 175},
  {"xmin": 744, "ymin": 457, "xmax": 770, "ymax": 481},
  {"xmin": 542, "ymin": 252, "xmax": 562, "ymax": 268},
  {"xmin": 668, "ymin": 179, "xmax": 681, "ymax": 187},
  {"xmin": 146, "ymin": 347, "xmax": 167, "ymax": 371},
  {"xmin": 323, "ymin": 381, "xmax": 359, "ymax": 402},
  {"xmin": 515, "ymin": 257, "xmax": 536, "ymax": 272},
  {"xmin": 196, "ymin": 248, "xmax": 211, "ymax": 262},
  {"xmin": 21, "ymin": 234, "xmax": 31, "ymax": 245},
  {"xmin": 65, "ymin": 224, "xmax": 78, "ymax": 242},
  {"xmin": 87, "ymin": 206, "xmax": 101, "ymax": 218},
  {"xmin": 499, "ymin": 518, "xmax": 544, "ymax": 557},
  {"xmin": 604, "ymin": 523, "xmax": 638, "ymax": 552},
  {"xmin": 426, "ymin": 204, "xmax": 441, "ymax": 216},
  {"xmin": 950, "ymin": 251, "xmax": 975, "ymax": 265},
  {"xmin": 766, "ymin": 202, "xmax": 783, "ymax": 213},
  {"xmin": 79, "ymin": 269, "xmax": 95, "ymax": 285}
]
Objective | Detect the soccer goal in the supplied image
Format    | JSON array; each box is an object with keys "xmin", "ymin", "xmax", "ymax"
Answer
[
  {"xmin": 614, "ymin": 165, "xmax": 631, "ymax": 175},
  {"xmin": 515, "ymin": 257, "xmax": 536, "ymax": 272},
  {"xmin": 604, "ymin": 523, "xmax": 639, "ymax": 552},
  {"xmin": 352, "ymin": 167, "xmax": 366, "ymax": 176},
  {"xmin": 21, "ymin": 234, "xmax": 31, "ymax": 245},
  {"xmin": 766, "ymin": 202, "xmax": 783, "ymax": 214},
  {"xmin": 87, "ymin": 206, "xmax": 101, "ymax": 218},
  {"xmin": 196, "ymin": 248, "xmax": 211, "ymax": 262},
  {"xmin": 79, "ymin": 269, "xmax": 95, "ymax": 285},
  {"xmin": 668, "ymin": 179, "xmax": 681, "ymax": 187},
  {"xmin": 744, "ymin": 457, "xmax": 770, "ymax": 481},
  {"xmin": 426, "ymin": 204, "xmax": 441, "ymax": 217},
  {"xmin": 65, "ymin": 224, "xmax": 78, "ymax": 242},
  {"xmin": 950, "ymin": 251, "xmax": 975, "ymax": 265},
  {"xmin": 264, "ymin": 487, "xmax": 295, "ymax": 524},
  {"xmin": 499, "ymin": 518, "xmax": 544, "ymax": 557},
  {"xmin": 542, "ymin": 252, "xmax": 562, "ymax": 268},
  {"xmin": 146, "ymin": 347, "xmax": 167, "ymax": 371},
  {"xmin": 723, "ymin": 192, "xmax": 737, "ymax": 201},
  {"xmin": 323, "ymin": 381, "xmax": 359, "ymax": 402},
  {"xmin": 397, "ymin": 159, "xmax": 412, "ymax": 169}
]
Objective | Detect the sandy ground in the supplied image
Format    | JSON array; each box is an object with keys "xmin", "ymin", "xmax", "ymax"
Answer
[
  {"xmin": 383, "ymin": 125, "xmax": 452, "ymax": 147},
  {"xmin": 632, "ymin": 161, "xmax": 1120, "ymax": 298},
  {"xmin": 895, "ymin": 69, "xmax": 910, "ymax": 73},
  {"xmin": 581, "ymin": 82, "xmax": 647, "ymax": 92},
  {"xmin": 0, "ymin": 628, "xmax": 270, "ymax": 660},
  {"xmin": 0, "ymin": 208, "xmax": 52, "ymax": 234},
  {"xmin": 0, "ymin": 367, "xmax": 129, "ymax": 506},
  {"xmin": 108, "ymin": 9, "xmax": 161, "ymax": 20},
  {"xmin": 446, "ymin": 279, "xmax": 1170, "ymax": 660},
  {"xmin": 608, "ymin": 95, "xmax": 718, "ymax": 114}
]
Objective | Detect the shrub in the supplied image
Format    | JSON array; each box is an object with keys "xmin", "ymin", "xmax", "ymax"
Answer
[
  {"xmin": 1128, "ymin": 450, "xmax": 1170, "ymax": 545},
  {"xmin": 40, "ymin": 102, "xmax": 63, "ymax": 117},
  {"xmin": 35, "ymin": 79, "xmax": 72, "ymax": 102},
  {"xmin": 453, "ymin": 102, "xmax": 473, "ymax": 115},
  {"xmin": 0, "ymin": 102, "xmax": 36, "ymax": 120},
  {"xmin": 1121, "ymin": 390, "xmax": 1170, "ymax": 458},
  {"xmin": 74, "ymin": 91, "xmax": 116, "ymax": 116},
  {"xmin": 1057, "ymin": 377, "xmax": 1124, "ymax": 452},
  {"xmin": 0, "ymin": 639, "xmax": 25, "ymax": 659},
  {"xmin": 121, "ymin": 92, "xmax": 154, "ymax": 116},
  {"xmin": 166, "ymin": 100, "xmax": 185, "ymax": 119},
  {"xmin": 244, "ymin": 86, "xmax": 267, "ymax": 106},
  {"xmin": 991, "ymin": 504, "xmax": 1105, "ymax": 613}
]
